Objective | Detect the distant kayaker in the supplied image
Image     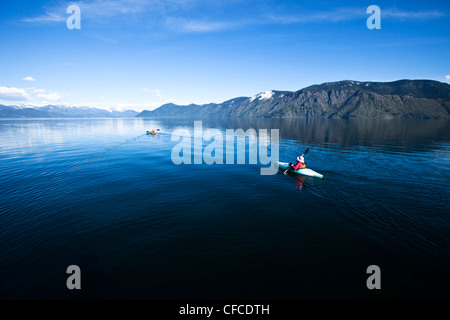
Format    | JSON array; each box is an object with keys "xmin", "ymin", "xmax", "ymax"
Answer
[{"xmin": 289, "ymin": 156, "xmax": 306, "ymax": 170}]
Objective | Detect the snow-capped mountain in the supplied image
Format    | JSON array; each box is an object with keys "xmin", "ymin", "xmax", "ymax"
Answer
[
  {"xmin": 249, "ymin": 90, "xmax": 275, "ymax": 102},
  {"xmin": 136, "ymin": 80, "xmax": 450, "ymax": 119}
]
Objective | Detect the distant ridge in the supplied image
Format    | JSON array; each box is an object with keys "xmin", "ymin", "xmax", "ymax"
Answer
[
  {"xmin": 136, "ymin": 80, "xmax": 450, "ymax": 119},
  {"xmin": 0, "ymin": 105, "xmax": 139, "ymax": 118}
]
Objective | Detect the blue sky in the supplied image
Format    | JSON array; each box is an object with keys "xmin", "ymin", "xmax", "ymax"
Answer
[{"xmin": 0, "ymin": 0, "xmax": 449, "ymax": 111}]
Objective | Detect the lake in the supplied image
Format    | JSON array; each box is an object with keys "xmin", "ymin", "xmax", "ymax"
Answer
[{"xmin": 0, "ymin": 118, "xmax": 449, "ymax": 299}]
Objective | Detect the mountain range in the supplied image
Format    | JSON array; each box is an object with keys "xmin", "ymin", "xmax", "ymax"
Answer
[
  {"xmin": 136, "ymin": 80, "xmax": 450, "ymax": 119},
  {"xmin": 0, "ymin": 105, "xmax": 138, "ymax": 118},
  {"xmin": 1, "ymin": 80, "xmax": 449, "ymax": 119}
]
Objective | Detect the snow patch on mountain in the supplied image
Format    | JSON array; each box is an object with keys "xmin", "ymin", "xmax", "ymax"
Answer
[{"xmin": 249, "ymin": 91, "xmax": 274, "ymax": 102}]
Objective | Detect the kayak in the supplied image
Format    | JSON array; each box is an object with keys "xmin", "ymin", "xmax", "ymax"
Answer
[{"xmin": 276, "ymin": 161, "xmax": 324, "ymax": 179}]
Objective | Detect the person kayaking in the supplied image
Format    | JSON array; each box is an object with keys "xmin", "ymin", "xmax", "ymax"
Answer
[{"xmin": 289, "ymin": 155, "xmax": 306, "ymax": 170}]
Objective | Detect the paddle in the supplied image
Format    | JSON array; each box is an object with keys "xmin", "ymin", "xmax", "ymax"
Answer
[{"xmin": 284, "ymin": 148, "xmax": 310, "ymax": 174}]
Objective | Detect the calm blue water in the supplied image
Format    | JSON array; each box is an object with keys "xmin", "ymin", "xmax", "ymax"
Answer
[{"xmin": 0, "ymin": 118, "xmax": 449, "ymax": 299}]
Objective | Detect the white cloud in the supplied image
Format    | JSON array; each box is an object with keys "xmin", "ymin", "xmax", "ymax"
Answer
[
  {"xmin": 383, "ymin": 9, "xmax": 446, "ymax": 19},
  {"xmin": 445, "ymin": 75, "xmax": 450, "ymax": 80},
  {"xmin": 165, "ymin": 7, "xmax": 446, "ymax": 33},
  {"xmin": 268, "ymin": 8, "xmax": 363, "ymax": 24},
  {"xmin": 23, "ymin": 11, "xmax": 66, "ymax": 23},
  {"xmin": 73, "ymin": 99, "xmax": 155, "ymax": 112},
  {"xmin": 142, "ymin": 88, "xmax": 163, "ymax": 100},
  {"xmin": 22, "ymin": 0, "xmax": 244, "ymax": 34},
  {"xmin": 21, "ymin": 1, "xmax": 447, "ymax": 36},
  {"xmin": 33, "ymin": 88, "xmax": 46, "ymax": 93},
  {"xmin": 166, "ymin": 18, "xmax": 238, "ymax": 32},
  {"xmin": 22, "ymin": 76, "xmax": 37, "ymax": 81},
  {"xmin": 22, "ymin": 0, "xmax": 202, "ymax": 24},
  {"xmin": 0, "ymin": 86, "xmax": 31, "ymax": 101},
  {"xmin": 268, "ymin": 7, "xmax": 446, "ymax": 25},
  {"xmin": 38, "ymin": 93, "xmax": 61, "ymax": 101},
  {"xmin": 154, "ymin": 89, "xmax": 162, "ymax": 100}
]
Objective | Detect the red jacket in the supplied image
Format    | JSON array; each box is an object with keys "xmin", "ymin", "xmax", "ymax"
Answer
[{"xmin": 292, "ymin": 161, "xmax": 306, "ymax": 170}]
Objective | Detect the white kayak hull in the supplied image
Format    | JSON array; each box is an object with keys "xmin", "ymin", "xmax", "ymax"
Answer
[{"xmin": 276, "ymin": 161, "xmax": 324, "ymax": 179}]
